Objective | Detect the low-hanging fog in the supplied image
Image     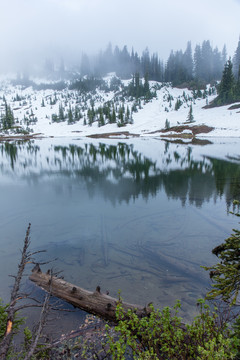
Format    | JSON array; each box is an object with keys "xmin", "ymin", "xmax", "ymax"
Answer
[{"xmin": 1, "ymin": 0, "xmax": 240, "ymax": 74}]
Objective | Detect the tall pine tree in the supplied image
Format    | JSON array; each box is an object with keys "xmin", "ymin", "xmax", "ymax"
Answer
[
  {"xmin": 233, "ymin": 38, "xmax": 240, "ymax": 78},
  {"xmin": 1, "ymin": 101, "xmax": 15, "ymax": 129},
  {"xmin": 217, "ymin": 59, "xmax": 235, "ymax": 104}
]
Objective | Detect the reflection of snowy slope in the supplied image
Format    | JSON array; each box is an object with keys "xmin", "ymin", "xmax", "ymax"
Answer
[{"xmin": 1, "ymin": 137, "xmax": 240, "ymax": 184}]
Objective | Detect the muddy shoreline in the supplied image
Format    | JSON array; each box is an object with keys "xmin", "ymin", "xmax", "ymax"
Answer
[{"xmin": 0, "ymin": 125, "xmax": 214, "ymax": 141}]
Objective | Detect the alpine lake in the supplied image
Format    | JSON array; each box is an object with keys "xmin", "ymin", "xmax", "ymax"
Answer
[{"xmin": 0, "ymin": 136, "xmax": 240, "ymax": 335}]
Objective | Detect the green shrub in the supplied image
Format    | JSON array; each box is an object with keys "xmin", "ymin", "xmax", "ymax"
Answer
[{"xmin": 105, "ymin": 297, "xmax": 237, "ymax": 359}]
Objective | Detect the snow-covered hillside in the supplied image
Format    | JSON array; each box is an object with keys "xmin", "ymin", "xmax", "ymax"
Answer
[{"xmin": 0, "ymin": 74, "xmax": 239, "ymax": 138}]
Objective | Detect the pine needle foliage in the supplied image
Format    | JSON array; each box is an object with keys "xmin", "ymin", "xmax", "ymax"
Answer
[{"xmin": 204, "ymin": 200, "xmax": 240, "ymax": 305}]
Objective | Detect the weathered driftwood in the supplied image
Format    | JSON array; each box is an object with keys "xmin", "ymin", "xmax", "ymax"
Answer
[{"xmin": 29, "ymin": 264, "xmax": 151, "ymax": 323}]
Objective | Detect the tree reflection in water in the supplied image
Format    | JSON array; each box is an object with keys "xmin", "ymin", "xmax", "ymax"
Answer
[{"xmin": 0, "ymin": 140, "xmax": 240, "ymax": 207}]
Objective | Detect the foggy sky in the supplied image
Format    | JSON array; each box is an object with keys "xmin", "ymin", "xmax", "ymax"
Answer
[{"xmin": 1, "ymin": 0, "xmax": 240, "ymax": 72}]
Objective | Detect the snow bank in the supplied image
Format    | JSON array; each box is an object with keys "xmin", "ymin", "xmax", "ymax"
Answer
[{"xmin": 0, "ymin": 75, "xmax": 239, "ymax": 138}]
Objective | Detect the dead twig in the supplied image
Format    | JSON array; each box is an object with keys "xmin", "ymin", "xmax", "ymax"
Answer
[
  {"xmin": 23, "ymin": 286, "xmax": 51, "ymax": 360},
  {"xmin": 0, "ymin": 223, "xmax": 32, "ymax": 360},
  {"xmin": 0, "ymin": 224, "xmax": 53, "ymax": 360}
]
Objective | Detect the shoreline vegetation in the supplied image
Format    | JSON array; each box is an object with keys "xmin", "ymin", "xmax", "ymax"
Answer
[{"xmin": 1, "ymin": 210, "xmax": 240, "ymax": 359}]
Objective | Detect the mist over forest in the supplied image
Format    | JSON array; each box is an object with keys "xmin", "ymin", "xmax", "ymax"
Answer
[
  {"xmin": 0, "ymin": 36, "xmax": 239, "ymax": 134},
  {"xmin": 10, "ymin": 37, "xmax": 240, "ymax": 95},
  {"xmin": 1, "ymin": 0, "xmax": 240, "ymax": 136}
]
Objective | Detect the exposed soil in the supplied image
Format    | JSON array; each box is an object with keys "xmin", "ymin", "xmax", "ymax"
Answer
[
  {"xmin": 147, "ymin": 124, "xmax": 214, "ymax": 137},
  {"xmin": 162, "ymin": 138, "xmax": 213, "ymax": 146},
  {"xmin": 87, "ymin": 131, "xmax": 140, "ymax": 139},
  {"xmin": 86, "ymin": 125, "xmax": 214, "ymax": 140},
  {"xmin": 0, "ymin": 133, "xmax": 44, "ymax": 142},
  {"xmin": 0, "ymin": 125, "xmax": 214, "ymax": 142},
  {"xmin": 228, "ymin": 103, "xmax": 240, "ymax": 110},
  {"xmin": 203, "ymin": 99, "xmax": 240, "ymax": 109}
]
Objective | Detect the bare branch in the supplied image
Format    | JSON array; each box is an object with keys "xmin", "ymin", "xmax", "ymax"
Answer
[
  {"xmin": 23, "ymin": 291, "xmax": 51, "ymax": 360},
  {"xmin": 0, "ymin": 223, "xmax": 32, "ymax": 360},
  {"xmin": 31, "ymin": 258, "xmax": 58, "ymax": 266},
  {"xmin": 31, "ymin": 250, "xmax": 47, "ymax": 256},
  {"xmin": 23, "ymin": 271, "xmax": 52, "ymax": 360}
]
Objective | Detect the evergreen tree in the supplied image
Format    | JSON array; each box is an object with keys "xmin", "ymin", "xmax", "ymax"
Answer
[
  {"xmin": 131, "ymin": 50, "xmax": 141, "ymax": 76},
  {"xmin": 87, "ymin": 108, "xmax": 94, "ymax": 126},
  {"xmin": 201, "ymin": 40, "xmax": 213, "ymax": 82},
  {"xmin": 111, "ymin": 107, "xmax": 116, "ymax": 123},
  {"xmin": 233, "ymin": 38, "xmax": 240, "ymax": 78},
  {"xmin": 165, "ymin": 50, "xmax": 175, "ymax": 82},
  {"xmin": 74, "ymin": 106, "xmax": 81, "ymax": 121},
  {"xmin": 193, "ymin": 41, "xmax": 224, "ymax": 82},
  {"xmin": 212, "ymin": 47, "xmax": 223, "ymax": 80},
  {"xmin": 113, "ymin": 45, "xmax": 121, "ymax": 75},
  {"xmin": 58, "ymin": 103, "xmax": 65, "ymax": 121},
  {"xmin": 175, "ymin": 98, "xmax": 182, "ymax": 111},
  {"xmin": 183, "ymin": 41, "xmax": 193, "ymax": 81},
  {"xmin": 221, "ymin": 44, "xmax": 227, "ymax": 68},
  {"xmin": 68, "ymin": 106, "xmax": 73, "ymax": 124},
  {"xmin": 165, "ymin": 42, "xmax": 193, "ymax": 85},
  {"xmin": 141, "ymin": 48, "xmax": 151, "ymax": 77},
  {"xmin": 103, "ymin": 42, "xmax": 114, "ymax": 74},
  {"xmin": 143, "ymin": 73, "xmax": 150, "ymax": 100},
  {"xmin": 149, "ymin": 53, "xmax": 162, "ymax": 81},
  {"xmin": 98, "ymin": 110, "xmax": 105, "ymax": 127},
  {"xmin": 125, "ymin": 106, "xmax": 130, "ymax": 123},
  {"xmin": 1, "ymin": 101, "xmax": 15, "ymax": 129},
  {"xmin": 236, "ymin": 65, "xmax": 240, "ymax": 97},
  {"xmin": 187, "ymin": 104, "xmax": 194, "ymax": 123},
  {"xmin": 117, "ymin": 105, "xmax": 124, "ymax": 127},
  {"xmin": 194, "ymin": 44, "xmax": 202, "ymax": 79},
  {"xmin": 204, "ymin": 201, "xmax": 240, "ymax": 305},
  {"xmin": 116, "ymin": 45, "xmax": 132, "ymax": 78},
  {"xmin": 128, "ymin": 72, "xmax": 140, "ymax": 98},
  {"xmin": 135, "ymin": 72, "xmax": 140, "ymax": 91},
  {"xmin": 218, "ymin": 59, "xmax": 235, "ymax": 104}
]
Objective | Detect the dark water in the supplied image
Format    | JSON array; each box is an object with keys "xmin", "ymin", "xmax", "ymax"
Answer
[{"xmin": 0, "ymin": 137, "xmax": 240, "ymax": 328}]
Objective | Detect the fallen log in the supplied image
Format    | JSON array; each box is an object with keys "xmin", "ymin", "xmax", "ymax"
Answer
[{"xmin": 29, "ymin": 264, "xmax": 151, "ymax": 323}]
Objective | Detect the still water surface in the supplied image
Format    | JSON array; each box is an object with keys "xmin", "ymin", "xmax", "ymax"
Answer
[{"xmin": 0, "ymin": 137, "xmax": 240, "ymax": 326}]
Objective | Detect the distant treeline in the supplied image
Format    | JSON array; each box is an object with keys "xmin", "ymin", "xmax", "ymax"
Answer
[
  {"xmin": 75, "ymin": 40, "xmax": 240, "ymax": 86},
  {"xmin": 14, "ymin": 38, "xmax": 240, "ymax": 90}
]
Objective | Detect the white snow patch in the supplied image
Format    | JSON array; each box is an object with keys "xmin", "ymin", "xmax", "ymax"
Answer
[{"xmin": 0, "ymin": 75, "xmax": 239, "ymax": 138}]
